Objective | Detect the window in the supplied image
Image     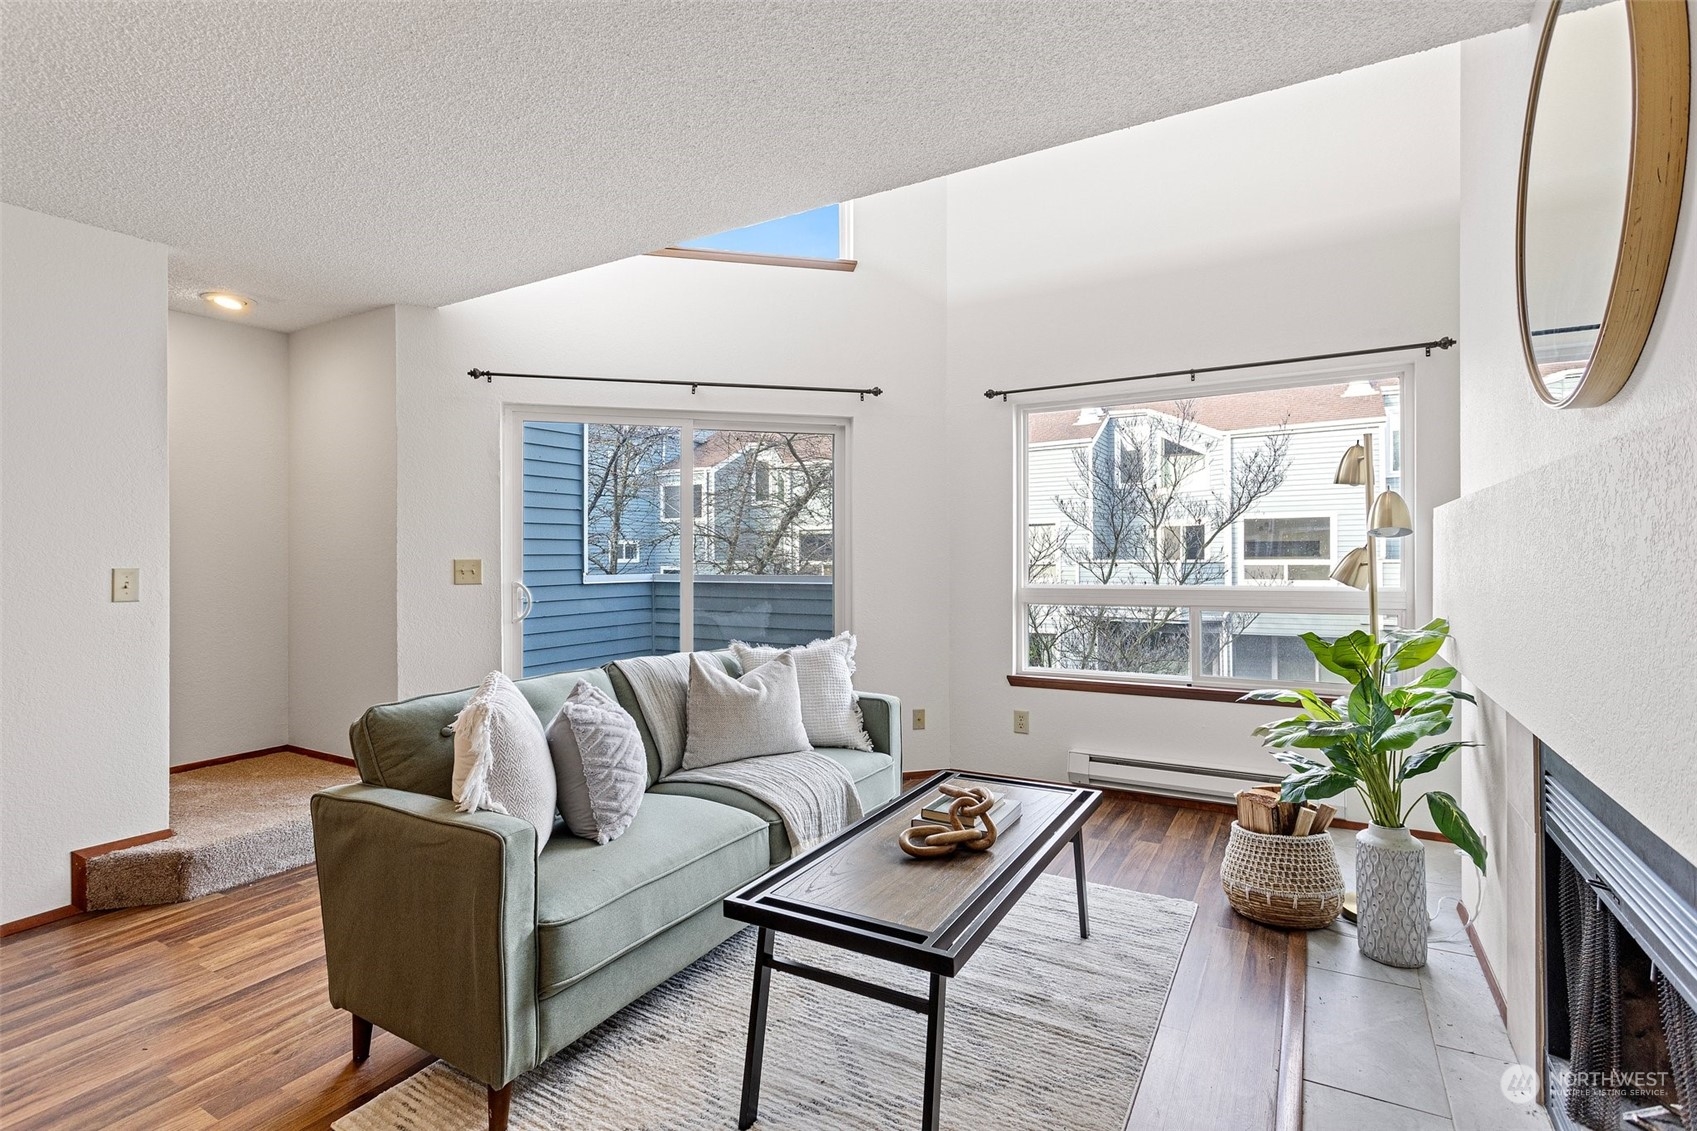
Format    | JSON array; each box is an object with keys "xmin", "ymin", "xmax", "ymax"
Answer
[
  {"xmin": 1018, "ymin": 372, "xmax": 1410, "ymax": 689},
  {"xmin": 662, "ymin": 482, "xmax": 705, "ymax": 521},
  {"xmin": 657, "ymin": 204, "xmax": 853, "ymax": 266},
  {"xmin": 508, "ymin": 416, "xmax": 844, "ymax": 675},
  {"xmin": 1159, "ymin": 523, "xmax": 1206, "ymax": 562},
  {"xmin": 1243, "ymin": 516, "xmax": 1330, "ymax": 560}
]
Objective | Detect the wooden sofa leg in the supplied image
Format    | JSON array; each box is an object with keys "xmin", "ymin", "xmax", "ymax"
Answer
[
  {"xmin": 352, "ymin": 1015, "xmax": 372, "ymax": 1063},
  {"xmin": 488, "ymin": 1082, "xmax": 513, "ymax": 1131}
]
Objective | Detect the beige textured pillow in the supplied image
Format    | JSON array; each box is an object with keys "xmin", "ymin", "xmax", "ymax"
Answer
[
  {"xmin": 682, "ymin": 652, "xmax": 810, "ymax": 770},
  {"xmin": 545, "ymin": 681, "xmax": 647, "ymax": 844},
  {"xmin": 730, "ymin": 632, "xmax": 872, "ymax": 751},
  {"xmin": 450, "ymin": 671, "xmax": 557, "ymax": 855}
]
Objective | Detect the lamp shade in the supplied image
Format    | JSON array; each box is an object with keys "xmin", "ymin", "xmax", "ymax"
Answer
[
  {"xmin": 1368, "ymin": 489, "xmax": 1414, "ymax": 538},
  {"xmin": 1334, "ymin": 442, "xmax": 1369, "ymax": 486},
  {"xmin": 1331, "ymin": 545, "xmax": 1371, "ymax": 589}
]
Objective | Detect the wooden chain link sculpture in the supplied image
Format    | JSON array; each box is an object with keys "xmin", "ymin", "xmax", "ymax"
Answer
[{"xmin": 897, "ymin": 784, "xmax": 999, "ymax": 858}]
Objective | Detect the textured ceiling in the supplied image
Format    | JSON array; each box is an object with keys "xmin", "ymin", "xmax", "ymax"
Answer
[{"xmin": 2, "ymin": 1, "xmax": 1529, "ymax": 332}]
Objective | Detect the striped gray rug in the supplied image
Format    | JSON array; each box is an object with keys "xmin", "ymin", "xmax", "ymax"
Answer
[{"xmin": 335, "ymin": 876, "xmax": 1195, "ymax": 1131}]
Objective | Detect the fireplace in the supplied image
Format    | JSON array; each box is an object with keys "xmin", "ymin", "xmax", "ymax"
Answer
[{"xmin": 1543, "ymin": 745, "xmax": 1697, "ymax": 1130}]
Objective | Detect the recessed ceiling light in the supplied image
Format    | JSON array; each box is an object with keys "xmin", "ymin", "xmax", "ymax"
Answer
[{"xmin": 200, "ymin": 291, "xmax": 253, "ymax": 313}]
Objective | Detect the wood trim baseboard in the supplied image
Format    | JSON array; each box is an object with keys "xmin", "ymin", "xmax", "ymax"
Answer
[
  {"xmin": 172, "ymin": 745, "xmax": 354, "ymax": 773},
  {"xmin": 71, "ymin": 829, "xmax": 174, "ymax": 910},
  {"xmin": 1006, "ymin": 673, "xmax": 1272, "ymax": 705},
  {"xmin": 1275, "ymin": 929, "xmax": 1308, "ymax": 1131},
  {"xmin": 1457, "ymin": 900, "xmax": 1509, "ymax": 1027},
  {"xmin": 647, "ymin": 247, "xmax": 858, "ymax": 272},
  {"xmin": 0, "ymin": 905, "xmax": 82, "ymax": 938}
]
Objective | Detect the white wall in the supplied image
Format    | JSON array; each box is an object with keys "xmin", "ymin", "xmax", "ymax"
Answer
[
  {"xmin": 167, "ymin": 311, "xmax": 290, "ymax": 765},
  {"xmin": 288, "ymin": 308, "xmax": 399, "ymax": 756},
  {"xmin": 1, "ymin": 204, "xmax": 171, "ymax": 921},
  {"xmin": 942, "ymin": 47, "xmax": 1464, "ymax": 824},
  {"xmin": 1439, "ymin": 17, "xmax": 1697, "ymax": 1060},
  {"xmin": 390, "ymin": 183, "xmax": 954, "ymax": 766}
]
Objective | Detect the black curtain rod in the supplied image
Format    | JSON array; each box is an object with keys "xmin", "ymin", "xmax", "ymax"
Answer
[
  {"xmin": 981, "ymin": 336, "xmax": 1457, "ymax": 401},
  {"xmin": 469, "ymin": 369, "xmax": 883, "ymax": 401}
]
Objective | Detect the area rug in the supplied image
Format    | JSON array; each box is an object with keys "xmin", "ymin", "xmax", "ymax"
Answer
[{"xmin": 334, "ymin": 875, "xmax": 1195, "ymax": 1131}]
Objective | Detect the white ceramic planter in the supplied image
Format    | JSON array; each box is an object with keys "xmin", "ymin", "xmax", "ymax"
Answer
[{"xmin": 1355, "ymin": 823, "xmax": 1428, "ymax": 968}]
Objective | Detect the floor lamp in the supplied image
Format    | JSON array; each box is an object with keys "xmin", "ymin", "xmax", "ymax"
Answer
[{"xmin": 1331, "ymin": 432, "xmax": 1413, "ymax": 639}]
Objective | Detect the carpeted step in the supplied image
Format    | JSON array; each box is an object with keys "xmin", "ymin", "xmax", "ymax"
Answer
[{"xmin": 83, "ymin": 752, "xmax": 357, "ymax": 910}]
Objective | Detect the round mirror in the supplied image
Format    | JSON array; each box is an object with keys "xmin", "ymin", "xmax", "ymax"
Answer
[{"xmin": 1516, "ymin": 0, "xmax": 1689, "ymax": 409}]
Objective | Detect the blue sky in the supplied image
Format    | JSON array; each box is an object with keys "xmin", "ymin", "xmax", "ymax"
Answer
[{"xmin": 677, "ymin": 204, "xmax": 840, "ymax": 259}]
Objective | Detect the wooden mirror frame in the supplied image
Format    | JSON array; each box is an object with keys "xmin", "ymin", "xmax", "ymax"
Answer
[{"xmin": 1516, "ymin": 0, "xmax": 1690, "ymax": 409}]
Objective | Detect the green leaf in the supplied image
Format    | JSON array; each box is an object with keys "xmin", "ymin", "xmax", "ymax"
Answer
[
  {"xmin": 1272, "ymin": 751, "xmax": 1322, "ymax": 773},
  {"xmin": 1347, "ymin": 678, "xmax": 1395, "ymax": 736},
  {"xmin": 1281, "ymin": 768, "xmax": 1356, "ymax": 803},
  {"xmin": 1426, "ymin": 791, "xmax": 1487, "ymax": 873},
  {"xmin": 1407, "ymin": 665, "xmax": 1460, "ymax": 691},
  {"xmin": 1294, "ymin": 688, "xmax": 1342, "ymax": 721},
  {"xmin": 1302, "ymin": 632, "xmax": 1359, "ymax": 681},
  {"xmin": 1392, "ymin": 634, "xmax": 1447, "ymax": 671},
  {"xmin": 1399, "ymin": 741, "xmax": 1477, "ymax": 781},
  {"xmin": 1241, "ymin": 689, "xmax": 1304, "ymax": 704},
  {"xmin": 1330, "ymin": 631, "xmax": 1381, "ymax": 680},
  {"xmin": 1379, "ymin": 713, "xmax": 1454, "ymax": 751}
]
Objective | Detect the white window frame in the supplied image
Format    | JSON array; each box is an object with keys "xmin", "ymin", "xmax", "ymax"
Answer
[
  {"xmin": 1012, "ymin": 362, "xmax": 1416, "ymax": 692},
  {"xmin": 615, "ymin": 538, "xmax": 641, "ymax": 565},
  {"xmin": 502, "ymin": 407, "xmax": 851, "ymax": 675}
]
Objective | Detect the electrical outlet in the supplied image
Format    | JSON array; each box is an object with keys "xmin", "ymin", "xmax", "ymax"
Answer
[
  {"xmin": 111, "ymin": 568, "xmax": 140, "ymax": 603},
  {"xmin": 453, "ymin": 559, "xmax": 483, "ymax": 585},
  {"xmin": 1013, "ymin": 710, "xmax": 1030, "ymax": 735},
  {"xmin": 912, "ymin": 708, "xmax": 926, "ymax": 731}
]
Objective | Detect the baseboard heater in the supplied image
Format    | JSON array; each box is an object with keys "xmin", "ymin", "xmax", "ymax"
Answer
[{"xmin": 1067, "ymin": 749, "xmax": 1282, "ymax": 803}]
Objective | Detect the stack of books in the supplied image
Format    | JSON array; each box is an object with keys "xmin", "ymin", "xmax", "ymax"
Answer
[{"xmin": 910, "ymin": 789, "xmax": 1022, "ymax": 832}]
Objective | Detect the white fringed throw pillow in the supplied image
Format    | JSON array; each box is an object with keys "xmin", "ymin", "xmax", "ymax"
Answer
[
  {"xmin": 545, "ymin": 681, "xmax": 646, "ymax": 845},
  {"xmin": 682, "ymin": 652, "xmax": 811, "ymax": 770},
  {"xmin": 450, "ymin": 671, "xmax": 557, "ymax": 855},
  {"xmin": 731, "ymin": 632, "xmax": 873, "ymax": 751}
]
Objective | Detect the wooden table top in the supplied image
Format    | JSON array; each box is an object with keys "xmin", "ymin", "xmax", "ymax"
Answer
[{"xmin": 725, "ymin": 770, "xmax": 1101, "ymax": 976}]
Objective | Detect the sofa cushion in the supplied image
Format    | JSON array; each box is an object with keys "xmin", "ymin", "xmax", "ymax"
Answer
[
  {"xmin": 650, "ymin": 747, "xmax": 898, "ymax": 865},
  {"xmin": 535, "ymin": 792, "xmax": 767, "ymax": 997},
  {"xmin": 351, "ymin": 668, "xmax": 614, "ymax": 799}
]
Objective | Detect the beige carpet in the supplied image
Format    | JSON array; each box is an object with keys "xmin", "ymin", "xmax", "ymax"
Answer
[
  {"xmin": 83, "ymin": 752, "xmax": 356, "ymax": 909},
  {"xmin": 335, "ymin": 876, "xmax": 1196, "ymax": 1131}
]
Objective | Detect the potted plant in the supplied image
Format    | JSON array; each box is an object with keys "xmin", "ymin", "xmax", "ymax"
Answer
[{"xmin": 1242, "ymin": 617, "xmax": 1486, "ymax": 968}]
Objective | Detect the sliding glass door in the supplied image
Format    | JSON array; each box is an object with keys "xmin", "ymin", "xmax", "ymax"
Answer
[{"xmin": 504, "ymin": 411, "xmax": 843, "ymax": 676}]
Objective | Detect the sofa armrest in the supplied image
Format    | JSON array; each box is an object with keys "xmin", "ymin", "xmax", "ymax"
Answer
[
  {"xmin": 310, "ymin": 783, "xmax": 538, "ymax": 1088},
  {"xmin": 857, "ymin": 691, "xmax": 902, "ymax": 770}
]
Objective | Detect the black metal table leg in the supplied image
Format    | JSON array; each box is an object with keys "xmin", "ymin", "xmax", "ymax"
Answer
[
  {"xmin": 1073, "ymin": 830, "xmax": 1090, "ymax": 939},
  {"xmin": 738, "ymin": 928, "xmax": 776, "ymax": 1129},
  {"xmin": 920, "ymin": 973, "xmax": 947, "ymax": 1131}
]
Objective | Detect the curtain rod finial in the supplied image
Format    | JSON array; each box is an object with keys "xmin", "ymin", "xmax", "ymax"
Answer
[{"xmin": 468, "ymin": 368, "xmax": 491, "ymax": 383}]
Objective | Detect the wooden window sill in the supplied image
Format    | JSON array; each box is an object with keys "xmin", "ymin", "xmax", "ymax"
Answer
[
  {"xmin": 1007, "ymin": 673, "xmax": 1281, "ymax": 705},
  {"xmin": 647, "ymin": 247, "xmax": 858, "ymax": 272}
]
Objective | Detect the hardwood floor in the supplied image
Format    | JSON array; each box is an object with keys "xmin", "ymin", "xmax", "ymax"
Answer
[{"xmin": 0, "ymin": 787, "xmax": 1296, "ymax": 1130}]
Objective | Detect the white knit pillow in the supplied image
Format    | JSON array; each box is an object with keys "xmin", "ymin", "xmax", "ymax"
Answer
[
  {"xmin": 545, "ymin": 681, "xmax": 646, "ymax": 844},
  {"xmin": 450, "ymin": 671, "xmax": 557, "ymax": 855},
  {"xmin": 682, "ymin": 652, "xmax": 810, "ymax": 770},
  {"xmin": 731, "ymin": 633, "xmax": 872, "ymax": 751}
]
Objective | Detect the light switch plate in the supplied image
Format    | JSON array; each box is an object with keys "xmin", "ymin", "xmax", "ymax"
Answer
[
  {"xmin": 111, "ymin": 568, "xmax": 140, "ymax": 602},
  {"xmin": 453, "ymin": 559, "xmax": 483, "ymax": 585}
]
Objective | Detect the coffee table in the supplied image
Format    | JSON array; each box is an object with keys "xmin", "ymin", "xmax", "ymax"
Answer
[{"xmin": 723, "ymin": 770, "xmax": 1102, "ymax": 1131}]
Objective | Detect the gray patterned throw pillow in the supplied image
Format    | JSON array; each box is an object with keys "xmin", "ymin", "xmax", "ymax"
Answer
[
  {"xmin": 682, "ymin": 651, "xmax": 811, "ymax": 770},
  {"xmin": 545, "ymin": 681, "xmax": 646, "ymax": 844}
]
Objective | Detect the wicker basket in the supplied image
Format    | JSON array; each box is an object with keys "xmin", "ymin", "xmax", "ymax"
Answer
[{"xmin": 1220, "ymin": 821, "xmax": 1345, "ymax": 929}]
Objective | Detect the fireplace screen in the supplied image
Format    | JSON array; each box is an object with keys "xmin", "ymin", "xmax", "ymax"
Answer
[{"xmin": 1550, "ymin": 847, "xmax": 1697, "ymax": 1129}]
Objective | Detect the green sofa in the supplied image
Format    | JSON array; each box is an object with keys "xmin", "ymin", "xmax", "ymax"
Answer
[{"xmin": 309, "ymin": 651, "xmax": 900, "ymax": 1130}]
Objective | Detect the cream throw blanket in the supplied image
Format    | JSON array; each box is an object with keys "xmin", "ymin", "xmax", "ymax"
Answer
[{"xmin": 613, "ymin": 652, "xmax": 864, "ymax": 853}]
